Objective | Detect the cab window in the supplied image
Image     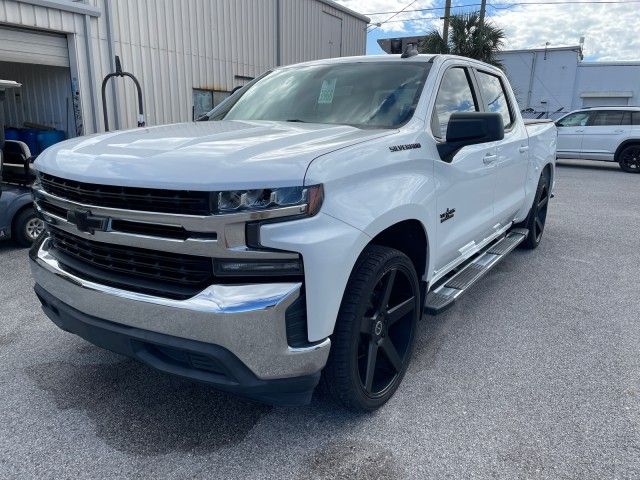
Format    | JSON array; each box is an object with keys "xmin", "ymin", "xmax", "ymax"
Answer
[{"xmin": 431, "ymin": 67, "xmax": 478, "ymax": 139}]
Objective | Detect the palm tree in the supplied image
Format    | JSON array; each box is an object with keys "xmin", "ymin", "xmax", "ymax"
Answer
[{"xmin": 418, "ymin": 12, "xmax": 505, "ymax": 67}]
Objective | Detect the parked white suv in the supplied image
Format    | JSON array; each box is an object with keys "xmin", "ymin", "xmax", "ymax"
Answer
[
  {"xmin": 30, "ymin": 54, "xmax": 556, "ymax": 411},
  {"xmin": 556, "ymin": 106, "xmax": 640, "ymax": 173}
]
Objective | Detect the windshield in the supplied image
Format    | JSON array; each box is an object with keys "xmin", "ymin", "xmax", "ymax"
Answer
[{"xmin": 207, "ymin": 62, "xmax": 431, "ymax": 129}]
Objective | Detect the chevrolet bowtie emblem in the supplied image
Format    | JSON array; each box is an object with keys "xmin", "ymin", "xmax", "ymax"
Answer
[{"xmin": 67, "ymin": 209, "xmax": 109, "ymax": 234}]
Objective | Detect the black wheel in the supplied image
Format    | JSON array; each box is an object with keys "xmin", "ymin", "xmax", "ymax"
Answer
[
  {"xmin": 322, "ymin": 245, "xmax": 420, "ymax": 412},
  {"xmin": 13, "ymin": 208, "xmax": 44, "ymax": 247},
  {"xmin": 518, "ymin": 169, "xmax": 551, "ymax": 249},
  {"xmin": 618, "ymin": 145, "xmax": 640, "ymax": 173}
]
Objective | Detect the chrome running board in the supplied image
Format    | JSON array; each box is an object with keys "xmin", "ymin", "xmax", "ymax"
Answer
[{"xmin": 425, "ymin": 228, "xmax": 528, "ymax": 315}]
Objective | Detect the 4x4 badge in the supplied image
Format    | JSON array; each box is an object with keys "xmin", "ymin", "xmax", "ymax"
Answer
[{"xmin": 440, "ymin": 208, "xmax": 456, "ymax": 223}]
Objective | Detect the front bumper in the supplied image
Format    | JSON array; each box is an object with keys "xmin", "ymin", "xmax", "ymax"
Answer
[{"xmin": 30, "ymin": 237, "xmax": 330, "ymax": 404}]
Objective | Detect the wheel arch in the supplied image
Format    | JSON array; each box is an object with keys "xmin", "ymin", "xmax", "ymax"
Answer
[
  {"xmin": 366, "ymin": 219, "xmax": 429, "ymax": 283},
  {"xmin": 614, "ymin": 139, "xmax": 640, "ymax": 162}
]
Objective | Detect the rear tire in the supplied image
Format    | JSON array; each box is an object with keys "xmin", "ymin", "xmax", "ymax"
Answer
[
  {"xmin": 518, "ymin": 168, "xmax": 551, "ymax": 250},
  {"xmin": 617, "ymin": 145, "xmax": 640, "ymax": 173},
  {"xmin": 13, "ymin": 208, "xmax": 44, "ymax": 247},
  {"xmin": 322, "ymin": 245, "xmax": 420, "ymax": 412}
]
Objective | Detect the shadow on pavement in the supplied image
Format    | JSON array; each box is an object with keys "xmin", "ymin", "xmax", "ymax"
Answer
[
  {"xmin": 25, "ymin": 355, "xmax": 272, "ymax": 456},
  {"xmin": 555, "ymin": 159, "xmax": 622, "ymax": 172}
]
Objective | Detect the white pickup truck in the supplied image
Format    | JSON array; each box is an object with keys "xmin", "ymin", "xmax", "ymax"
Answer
[{"xmin": 30, "ymin": 54, "xmax": 556, "ymax": 411}]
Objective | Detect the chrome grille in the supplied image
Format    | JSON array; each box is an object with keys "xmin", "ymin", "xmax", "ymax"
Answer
[{"xmin": 48, "ymin": 227, "xmax": 214, "ymax": 299}]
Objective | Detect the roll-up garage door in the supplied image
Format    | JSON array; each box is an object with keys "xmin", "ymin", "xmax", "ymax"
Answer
[{"xmin": 0, "ymin": 26, "xmax": 69, "ymax": 67}]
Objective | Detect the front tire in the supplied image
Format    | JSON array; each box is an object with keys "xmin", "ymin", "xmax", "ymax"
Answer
[
  {"xmin": 323, "ymin": 245, "xmax": 420, "ymax": 412},
  {"xmin": 518, "ymin": 168, "xmax": 551, "ymax": 250},
  {"xmin": 13, "ymin": 208, "xmax": 44, "ymax": 247},
  {"xmin": 618, "ymin": 145, "xmax": 640, "ymax": 173}
]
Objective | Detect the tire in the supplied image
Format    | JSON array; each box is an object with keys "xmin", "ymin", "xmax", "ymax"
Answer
[
  {"xmin": 518, "ymin": 168, "xmax": 551, "ymax": 250},
  {"xmin": 13, "ymin": 208, "xmax": 44, "ymax": 247},
  {"xmin": 617, "ymin": 144, "xmax": 640, "ymax": 173},
  {"xmin": 322, "ymin": 245, "xmax": 420, "ymax": 412}
]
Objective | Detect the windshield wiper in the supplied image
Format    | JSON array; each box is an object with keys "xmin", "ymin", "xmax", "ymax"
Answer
[{"xmin": 285, "ymin": 119, "xmax": 307, "ymax": 123}]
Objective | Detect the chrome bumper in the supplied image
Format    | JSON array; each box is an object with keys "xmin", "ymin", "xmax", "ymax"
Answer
[{"xmin": 30, "ymin": 237, "xmax": 330, "ymax": 380}]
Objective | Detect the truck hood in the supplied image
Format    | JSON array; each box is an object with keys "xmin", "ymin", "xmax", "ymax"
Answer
[{"xmin": 35, "ymin": 120, "xmax": 392, "ymax": 190}]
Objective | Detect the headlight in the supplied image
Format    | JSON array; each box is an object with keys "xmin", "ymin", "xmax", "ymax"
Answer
[{"xmin": 216, "ymin": 185, "xmax": 323, "ymax": 216}]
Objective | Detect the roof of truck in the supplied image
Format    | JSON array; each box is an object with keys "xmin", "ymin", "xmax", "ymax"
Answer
[{"xmin": 277, "ymin": 54, "xmax": 504, "ymax": 71}]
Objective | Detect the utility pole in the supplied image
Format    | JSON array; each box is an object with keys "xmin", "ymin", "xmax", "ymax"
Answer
[
  {"xmin": 442, "ymin": 0, "xmax": 451, "ymax": 45},
  {"xmin": 479, "ymin": 0, "xmax": 487, "ymax": 26}
]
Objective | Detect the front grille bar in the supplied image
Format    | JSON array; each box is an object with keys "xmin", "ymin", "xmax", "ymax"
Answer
[{"xmin": 33, "ymin": 187, "xmax": 301, "ymax": 259}]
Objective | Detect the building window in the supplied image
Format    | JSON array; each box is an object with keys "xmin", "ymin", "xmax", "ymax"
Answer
[{"xmin": 192, "ymin": 89, "xmax": 230, "ymax": 120}]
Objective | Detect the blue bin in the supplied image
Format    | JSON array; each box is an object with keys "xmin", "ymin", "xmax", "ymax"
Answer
[
  {"xmin": 4, "ymin": 127, "xmax": 20, "ymax": 141},
  {"xmin": 19, "ymin": 128, "xmax": 40, "ymax": 156},
  {"xmin": 37, "ymin": 130, "xmax": 66, "ymax": 154}
]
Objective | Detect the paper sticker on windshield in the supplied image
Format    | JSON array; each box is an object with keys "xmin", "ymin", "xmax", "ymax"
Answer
[{"xmin": 318, "ymin": 78, "xmax": 337, "ymax": 104}]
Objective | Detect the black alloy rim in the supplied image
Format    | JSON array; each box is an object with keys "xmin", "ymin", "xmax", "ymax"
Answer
[
  {"xmin": 621, "ymin": 146, "xmax": 640, "ymax": 171},
  {"xmin": 533, "ymin": 183, "xmax": 549, "ymax": 243},
  {"xmin": 357, "ymin": 265, "xmax": 417, "ymax": 398}
]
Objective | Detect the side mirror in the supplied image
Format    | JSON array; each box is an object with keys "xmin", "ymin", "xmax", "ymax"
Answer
[{"xmin": 437, "ymin": 112, "xmax": 504, "ymax": 162}]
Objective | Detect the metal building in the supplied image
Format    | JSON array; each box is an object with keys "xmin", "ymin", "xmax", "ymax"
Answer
[
  {"xmin": 0, "ymin": 0, "xmax": 369, "ymax": 139},
  {"xmin": 497, "ymin": 46, "xmax": 640, "ymax": 119}
]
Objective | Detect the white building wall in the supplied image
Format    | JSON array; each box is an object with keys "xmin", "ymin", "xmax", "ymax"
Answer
[
  {"xmin": 498, "ymin": 48, "xmax": 580, "ymax": 115},
  {"xmin": 498, "ymin": 47, "xmax": 640, "ymax": 117},
  {"xmin": 0, "ymin": 0, "xmax": 368, "ymax": 135},
  {"xmin": 280, "ymin": 0, "xmax": 367, "ymax": 64},
  {"xmin": 573, "ymin": 62, "xmax": 640, "ymax": 108}
]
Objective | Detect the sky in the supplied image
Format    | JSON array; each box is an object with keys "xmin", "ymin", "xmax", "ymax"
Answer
[{"xmin": 333, "ymin": 0, "xmax": 640, "ymax": 61}]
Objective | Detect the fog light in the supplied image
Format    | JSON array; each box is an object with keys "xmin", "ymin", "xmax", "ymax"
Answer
[{"xmin": 214, "ymin": 259, "xmax": 303, "ymax": 277}]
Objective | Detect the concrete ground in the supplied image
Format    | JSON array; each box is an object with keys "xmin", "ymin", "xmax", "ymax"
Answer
[{"xmin": 0, "ymin": 159, "xmax": 638, "ymax": 479}]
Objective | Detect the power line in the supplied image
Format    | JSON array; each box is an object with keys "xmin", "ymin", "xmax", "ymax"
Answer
[
  {"xmin": 488, "ymin": 0, "xmax": 640, "ymax": 8},
  {"xmin": 364, "ymin": 0, "xmax": 640, "ymax": 16},
  {"xmin": 367, "ymin": 0, "xmax": 420, "ymax": 33},
  {"xmin": 366, "ymin": 14, "xmax": 440, "ymax": 30}
]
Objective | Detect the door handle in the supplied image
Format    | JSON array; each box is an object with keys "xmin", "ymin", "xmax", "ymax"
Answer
[
  {"xmin": 614, "ymin": 129, "xmax": 625, "ymax": 133},
  {"xmin": 483, "ymin": 153, "xmax": 497, "ymax": 165},
  {"xmin": 519, "ymin": 145, "xmax": 529, "ymax": 153},
  {"xmin": 575, "ymin": 129, "xmax": 585, "ymax": 133}
]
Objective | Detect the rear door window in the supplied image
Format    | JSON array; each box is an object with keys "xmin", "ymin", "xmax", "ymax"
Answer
[
  {"xmin": 589, "ymin": 110, "xmax": 627, "ymax": 126},
  {"xmin": 475, "ymin": 70, "xmax": 514, "ymax": 129}
]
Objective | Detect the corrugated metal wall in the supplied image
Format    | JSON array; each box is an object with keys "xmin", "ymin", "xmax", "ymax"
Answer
[
  {"xmin": 0, "ymin": 0, "xmax": 96, "ymax": 136},
  {"xmin": 280, "ymin": 0, "xmax": 366, "ymax": 64},
  {"xmin": 101, "ymin": 0, "xmax": 279, "ymax": 129},
  {"xmin": 0, "ymin": 0, "xmax": 368, "ymax": 135},
  {"xmin": 0, "ymin": 61, "xmax": 74, "ymax": 136}
]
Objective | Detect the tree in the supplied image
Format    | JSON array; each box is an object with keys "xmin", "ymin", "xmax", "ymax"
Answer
[{"xmin": 418, "ymin": 12, "xmax": 505, "ymax": 67}]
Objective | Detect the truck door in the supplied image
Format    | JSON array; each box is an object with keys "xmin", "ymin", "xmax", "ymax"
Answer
[
  {"xmin": 473, "ymin": 69, "xmax": 529, "ymax": 226},
  {"xmin": 432, "ymin": 66, "xmax": 497, "ymax": 272}
]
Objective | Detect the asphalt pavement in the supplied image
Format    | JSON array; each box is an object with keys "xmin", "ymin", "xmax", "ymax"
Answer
[{"xmin": 0, "ymin": 159, "xmax": 638, "ymax": 479}]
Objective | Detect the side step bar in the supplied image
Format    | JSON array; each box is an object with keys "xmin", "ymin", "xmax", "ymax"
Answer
[{"xmin": 425, "ymin": 228, "xmax": 528, "ymax": 315}]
